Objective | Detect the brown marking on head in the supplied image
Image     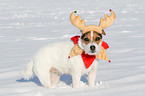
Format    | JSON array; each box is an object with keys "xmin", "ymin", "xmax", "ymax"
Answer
[
  {"xmin": 81, "ymin": 31, "xmax": 91, "ymax": 44},
  {"xmin": 81, "ymin": 31, "xmax": 102, "ymax": 45},
  {"xmin": 93, "ymin": 31, "xmax": 102, "ymax": 44}
]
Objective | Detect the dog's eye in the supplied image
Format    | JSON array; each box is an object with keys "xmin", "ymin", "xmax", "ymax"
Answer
[
  {"xmin": 84, "ymin": 38, "xmax": 89, "ymax": 41},
  {"xmin": 95, "ymin": 37, "xmax": 101, "ymax": 41}
]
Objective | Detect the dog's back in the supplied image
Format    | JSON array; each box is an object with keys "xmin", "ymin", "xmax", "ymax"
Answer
[{"xmin": 21, "ymin": 41, "xmax": 74, "ymax": 79}]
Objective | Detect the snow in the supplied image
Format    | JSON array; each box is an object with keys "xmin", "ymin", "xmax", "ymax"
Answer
[{"xmin": 0, "ymin": 0, "xmax": 145, "ymax": 96}]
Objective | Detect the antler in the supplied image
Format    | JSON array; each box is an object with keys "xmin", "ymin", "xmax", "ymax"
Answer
[
  {"xmin": 70, "ymin": 11, "xmax": 86, "ymax": 30},
  {"xmin": 99, "ymin": 9, "xmax": 116, "ymax": 29}
]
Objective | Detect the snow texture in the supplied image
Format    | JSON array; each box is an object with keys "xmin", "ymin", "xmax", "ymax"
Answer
[{"xmin": 0, "ymin": 0, "xmax": 145, "ymax": 96}]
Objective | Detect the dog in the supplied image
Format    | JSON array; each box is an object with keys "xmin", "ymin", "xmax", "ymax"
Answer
[
  {"xmin": 21, "ymin": 10, "xmax": 116, "ymax": 88},
  {"xmin": 21, "ymin": 31, "xmax": 102, "ymax": 88}
]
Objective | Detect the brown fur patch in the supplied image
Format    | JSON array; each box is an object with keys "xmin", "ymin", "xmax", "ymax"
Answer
[
  {"xmin": 82, "ymin": 31, "xmax": 102, "ymax": 45},
  {"xmin": 93, "ymin": 32, "xmax": 102, "ymax": 44},
  {"xmin": 82, "ymin": 31, "xmax": 91, "ymax": 44}
]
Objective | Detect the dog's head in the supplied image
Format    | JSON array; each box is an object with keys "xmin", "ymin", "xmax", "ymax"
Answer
[
  {"xmin": 70, "ymin": 10, "xmax": 116, "ymax": 55},
  {"xmin": 79, "ymin": 31, "xmax": 102, "ymax": 55}
]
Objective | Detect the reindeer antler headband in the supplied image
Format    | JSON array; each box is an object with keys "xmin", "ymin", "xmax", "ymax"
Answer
[{"xmin": 70, "ymin": 9, "xmax": 116, "ymax": 35}]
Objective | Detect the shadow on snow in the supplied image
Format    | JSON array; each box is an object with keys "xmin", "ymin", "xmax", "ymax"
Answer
[{"xmin": 17, "ymin": 74, "xmax": 88, "ymax": 87}]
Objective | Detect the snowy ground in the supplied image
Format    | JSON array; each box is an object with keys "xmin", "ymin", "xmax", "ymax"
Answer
[{"xmin": 0, "ymin": 0, "xmax": 145, "ymax": 96}]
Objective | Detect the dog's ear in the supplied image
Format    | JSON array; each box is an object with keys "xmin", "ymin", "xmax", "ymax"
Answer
[{"xmin": 102, "ymin": 30, "xmax": 106, "ymax": 35}]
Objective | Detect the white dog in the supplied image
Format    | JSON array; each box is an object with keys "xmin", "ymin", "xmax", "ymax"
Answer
[
  {"xmin": 21, "ymin": 10, "xmax": 115, "ymax": 88},
  {"xmin": 21, "ymin": 31, "xmax": 103, "ymax": 88}
]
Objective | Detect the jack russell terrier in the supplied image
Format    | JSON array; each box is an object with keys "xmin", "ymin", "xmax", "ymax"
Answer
[{"xmin": 21, "ymin": 9, "xmax": 116, "ymax": 88}]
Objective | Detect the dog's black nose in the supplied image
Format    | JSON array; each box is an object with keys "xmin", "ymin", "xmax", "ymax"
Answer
[{"xmin": 90, "ymin": 45, "xmax": 95, "ymax": 51}]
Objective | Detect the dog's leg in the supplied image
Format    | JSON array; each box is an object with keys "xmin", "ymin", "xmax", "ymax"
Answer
[
  {"xmin": 88, "ymin": 68, "xmax": 97, "ymax": 87},
  {"xmin": 39, "ymin": 73, "xmax": 51, "ymax": 88},
  {"xmin": 72, "ymin": 74, "xmax": 81, "ymax": 88},
  {"xmin": 50, "ymin": 68, "xmax": 60, "ymax": 87},
  {"xmin": 35, "ymin": 68, "xmax": 52, "ymax": 88}
]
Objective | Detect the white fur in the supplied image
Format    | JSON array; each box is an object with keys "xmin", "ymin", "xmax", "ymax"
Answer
[
  {"xmin": 21, "ymin": 37, "xmax": 101, "ymax": 88},
  {"xmin": 91, "ymin": 31, "xmax": 93, "ymax": 42}
]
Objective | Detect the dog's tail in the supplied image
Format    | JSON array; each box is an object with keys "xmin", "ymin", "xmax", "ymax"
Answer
[{"xmin": 20, "ymin": 60, "xmax": 34, "ymax": 80}]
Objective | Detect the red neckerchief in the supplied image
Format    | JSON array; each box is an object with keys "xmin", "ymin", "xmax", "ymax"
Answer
[
  {"xmin": 71, "ymin": 36, "xmax": 109, "ymax": 69},
  {"xmin": 81, "ymin": 52, "xmax": 96, "ymax": 68}
]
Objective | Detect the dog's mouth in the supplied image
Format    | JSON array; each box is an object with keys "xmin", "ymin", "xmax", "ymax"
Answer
[
  {"xmin": 88, "ymin": 53, "xmax": 97, "ymax": 56},
  {"xmin": 91, "ymin": 50, "xmax": 96, "ymax": 53},
  {"xmin": 87, "ymin": 50, "xmax": 97, "ymax": 55}
]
